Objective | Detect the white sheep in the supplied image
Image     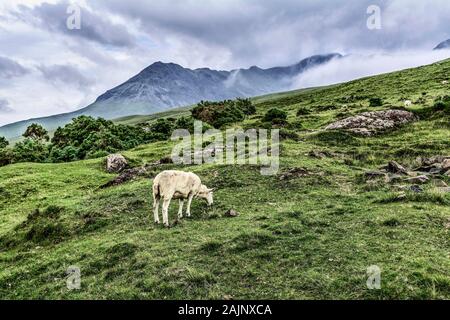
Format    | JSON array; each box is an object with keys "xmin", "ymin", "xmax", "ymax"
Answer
[
  {"xmin": 404, "ymin": 100, "xmax": 412, "ymax": 107},
  {"xmin": 152, "ymin": 170, "xmax": 214, "ymax": 227}
]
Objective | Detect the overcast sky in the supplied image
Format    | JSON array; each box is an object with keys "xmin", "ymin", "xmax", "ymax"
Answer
[{"xmin": 1, "ymin": 0, "xmax": 450, "ymax": 126}]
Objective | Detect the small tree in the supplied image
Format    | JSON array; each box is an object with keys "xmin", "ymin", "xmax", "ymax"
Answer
[
  {"xmin": 0, "ymin": 136, "xmax": 8, "ymax": 149},
  {"xmin": 23, "ymin": 123, "xmax": 49, "ymax": 141}
]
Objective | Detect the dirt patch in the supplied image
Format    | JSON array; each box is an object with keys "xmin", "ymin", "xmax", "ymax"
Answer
[{"xmin": 100, "ymin": 157, "xmax": 174, "ymax": 188}]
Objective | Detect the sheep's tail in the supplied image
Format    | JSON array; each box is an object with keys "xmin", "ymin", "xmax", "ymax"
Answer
[{"xmin": 152, "ymin": 181, "xmax": 161, "ymax": 199}]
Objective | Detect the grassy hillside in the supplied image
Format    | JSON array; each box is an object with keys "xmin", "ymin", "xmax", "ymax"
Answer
[{"xmin": 0, "ymin": 59, "xmax": 449, "ymax": 299}]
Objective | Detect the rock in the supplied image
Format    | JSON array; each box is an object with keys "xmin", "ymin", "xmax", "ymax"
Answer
[
  {"xmin": 405, "ymin": 175, "xmax": 430, "ymax": 184},
  {"xmin": 364, "ymin": 171, "xmax": 388, "ymax": 181},
  {"xmin": 279, "ymin": 167, "xmax": 310, "ymax": 181},
  {"xmin": 409, "ymin": 185, "xmax": 424, "ymax": 193},
  {"xmin": 309, "ymin": 150, "xmax": 327, "ymax": 159},
  {"xmin": 308, "ymin": 150, "xmax": 337, "ymax": 159},
  {"xmin": 324, "ymin": 109, "xmax": 417, "ymax": 136},
  {"xmin": 388, "ymin": 174, "xmax": 405, "ymax": 183},
  {"xmin": 419, "ymin": 155, "xmax": 450, "ymax": 167},
  {"xmin": 393, "ymin": 185, "xmax": 423, "ymax": 193},
  {"xmin": 385, "ymin": 161, "xmax": 408, "ymax": 175},
  {"xmin": 445, "ymin": 170, "xmax": 450, "ymax": 177},
  {"xmin": 442, "ymin": 159, "xmax": 450, "ymax": 171},
  {"xmin": 432, "ymin": 179, "xmax": 448, "ymax": 188},
  {"xmin": 224, "ymin": 209, "xmax": 239, "ymax": 217},
  {"xmin": 436, "ymin": 187, "xmax": 450, "ymax": 193},
  {"xmin": 106, "ymin": 154, "xmax": 128, "ymax": 173}
]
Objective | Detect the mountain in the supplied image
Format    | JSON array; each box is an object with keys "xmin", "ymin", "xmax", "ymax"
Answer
[
  {"xmin": 434, "ymin": 39, "xmax": 450, "ymax": 50},
  {"xmin": 0, "ymin": 53, "xmax": 341, "ymax": 139}
]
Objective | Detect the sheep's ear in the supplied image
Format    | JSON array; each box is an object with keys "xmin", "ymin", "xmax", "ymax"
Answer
[{"xmin": 208, "ymin": 188, "xmax": 216, "ymax": 193}]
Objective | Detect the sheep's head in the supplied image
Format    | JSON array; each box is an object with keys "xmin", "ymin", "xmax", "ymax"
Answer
[{"xmin": 198, "ymin": 185, "xmax": 214, "ymax": 206}]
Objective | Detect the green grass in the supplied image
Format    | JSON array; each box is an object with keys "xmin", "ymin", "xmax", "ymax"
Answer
[
  {"xmin": 113, "ymin": 106, "xmax": 193, "ymax": 126},
  {"xmin": 1, "ymin": 59, "xmax": 450, "ymax": 299}
]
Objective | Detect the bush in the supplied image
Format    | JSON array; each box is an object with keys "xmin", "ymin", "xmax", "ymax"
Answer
[
  {"xmin": 150, "ymin": 119, "xmax": 174, "ymax": 140},
  {"xmin": 0, "ymin": 148, "xmax": 14, "ymax": 167},
  {"xmin": 191, "ymin": 98, "xmax": 255, "ymax": 128},
  {"xmin": 51, "ymin": 116, "xmax": 154, "ymax": 160},
  {"xmin": 433, "ymin": 96, "xmax": 450, "ymax": 113},
  {"xmin": 175, "ymin": 116, "xmax": 195, "ymax": 132},
  {"xmin": 263, "ymin": 108, "xmax": 288, "ymax": 124},
  {"xmin": 279, "ymin": 129, "xmax": 300, "ymax": 141},
  {"xmin": 1, "ymin": 115, "xmax": 169, "ymax": 166},
  {"xmin": 13, "ymin": 138, "xmax": 49, "ymax": 163},
  {"xmin": 0, "ymin": 136, "xmax": 8, "ymax": 149},
  {"xmin": 297, "ymin": 107, "xmax": 311, "ymax": 116},
  {"xmin": 369, "ymin": 97, "xmax": 383, "ymax": 107},
  {"xmin": 49, "ymin": 145, "xmax": 80, "ymax": 162}
]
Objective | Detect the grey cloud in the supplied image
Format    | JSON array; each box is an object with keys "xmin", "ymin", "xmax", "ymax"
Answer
[
  {"xmin": 92, "ymin": 0, "xmax": 450, "ymax": 68},
  {"xmin": 0, "ymin": 56, "xmax": 29, "ymax": 79},
  {"xmin": 0, "ymin": 99, "xmax": 14, "ymax": 113},
  {"xmin": 13, "ymin": 1, "xmax": 135, "ymax": 48},
  {"xmin": 38, "ymin": 64, "xmax": 94, "ymax": 89}
]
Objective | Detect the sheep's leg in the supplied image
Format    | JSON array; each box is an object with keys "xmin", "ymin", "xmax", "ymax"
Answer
[
  {"xmin": 153, "ymin": 195, "xmax": 160, "ymax": 224},
  {"xmin": 186, "ymin": 194, "xmax": 194, "ymax": 218},
  {"xmin": 178, "ymin": 200, "xmax": 184, "ymax": 219},
  {"xmin": 162, "ymin": 198, "xmax": 171, "ymax": 227}
]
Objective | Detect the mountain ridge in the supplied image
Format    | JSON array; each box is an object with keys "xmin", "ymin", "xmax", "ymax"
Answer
[
  {"xmin": 0, "ymin": 53, "xmax": 341, "ymax": 139},
  {"xmin": 434, "ymin": 38, "xmax": 450, "ymax": 50}
]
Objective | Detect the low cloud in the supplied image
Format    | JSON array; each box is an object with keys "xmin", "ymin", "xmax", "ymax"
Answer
[{"xmin": 291, "ymin": 50, "xmax": 450, "ymax": 89}]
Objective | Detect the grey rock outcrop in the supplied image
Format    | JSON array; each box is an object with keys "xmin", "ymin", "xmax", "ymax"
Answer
[{"xmin": 325, "ymin": 110, "xmax": 417, "ymax": 136}]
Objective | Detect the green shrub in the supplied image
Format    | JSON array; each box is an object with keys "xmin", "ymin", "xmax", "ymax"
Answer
[
  {"xmin": 191, "ymin": 98, "xmax": 255, "ymax": 128},
  {"xmin": 51, "ymin": 116, "xmax": 154, "ymax": 160},
  {"xmin": 369, "ymin": 97, "xmax": 383, "ymax": 107},
  {"xmin": 0, "ymin": 148, "xmax": 14, "ymax": 167},
  {"xmin": 279, "ymin": 129, "xmax": 300, "ymax": 141},
  {"xmin": 297, "ymin": 107, "xmax": 311, "ymax": 116},
  {"xmin": 0, "ymin": 136, "xmax": 8, "ymax": 149},
  {"xmin": 13, "ymin": 139, "xmax": 49, "ymax": 163},
  {"xmin": 150, "ymin": 119, "xmax": 174, "ymax": 139},
  {"xmin": 433, "ymin": 96, "xmax": 450, "ymax": 113},
  {"xmin": 263, "ymin": 108, "xmax": 288, "ymax": 124},
  {"xmin": 49, "ymin": 145, "xmax": 80, "ymax": 162}
]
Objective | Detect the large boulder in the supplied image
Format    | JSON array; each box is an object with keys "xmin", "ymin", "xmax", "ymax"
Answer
[
  {"xmin": 325, "ymin": 109, "xmax": 417, "ymax": 136},
  {"xmin": 106, "ymin": 154, "xmax": 128, "ymax": 173}
]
